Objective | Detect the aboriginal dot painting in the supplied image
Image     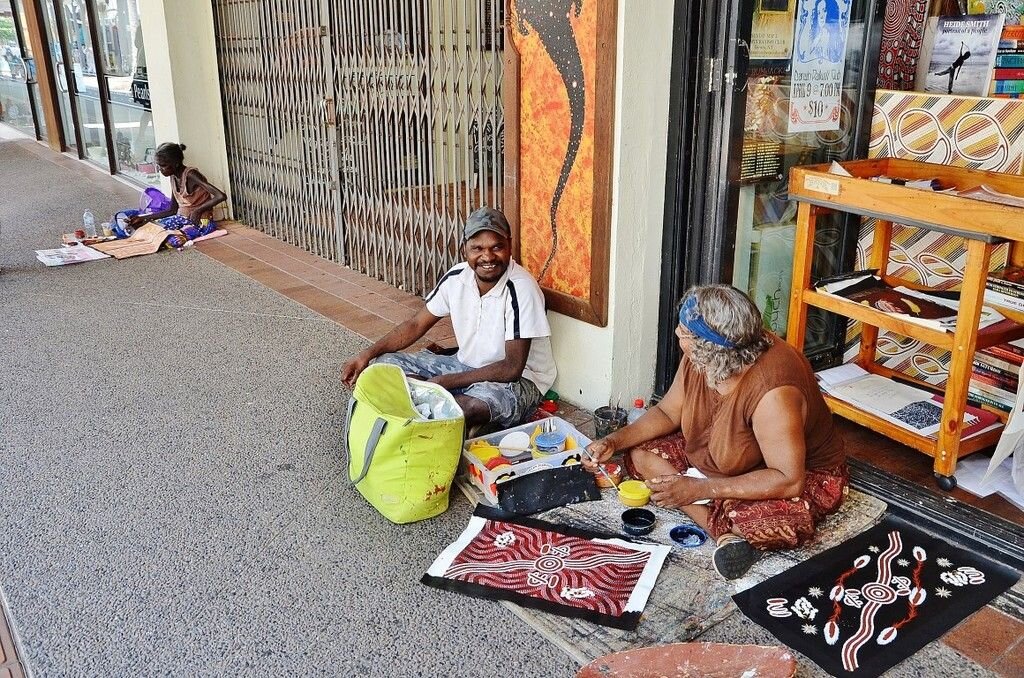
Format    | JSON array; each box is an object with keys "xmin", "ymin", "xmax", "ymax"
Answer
[
  {"xmin": 733, "ymin": 515, "xmax": 1018, "ymax": 677},
  {"xmin": 422, "ymin": 506, "xmax": 670, "ymax": 630}
]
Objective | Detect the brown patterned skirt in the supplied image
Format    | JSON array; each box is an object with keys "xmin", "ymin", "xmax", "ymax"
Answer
[{"xmin": 623, "ymin": 432, "xmax": 848, "ymax": 550}]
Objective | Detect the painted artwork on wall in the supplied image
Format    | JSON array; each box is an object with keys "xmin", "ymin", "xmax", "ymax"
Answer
[
  {"xmin": 851, "ymin": 91, "xmax": 1024, "ymax": 385},
  {"xmin": 506, "ymin": 0, "xmax": 616, "ymax": 326}
]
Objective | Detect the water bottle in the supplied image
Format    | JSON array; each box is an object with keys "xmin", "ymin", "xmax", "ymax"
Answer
[
  {"xmin": 627, "ymin": 398, "xmax": 647, "ymax": 424},
  {"xmin": 82, "ymin": 210, "xmax": 96, "ymax": 238}
]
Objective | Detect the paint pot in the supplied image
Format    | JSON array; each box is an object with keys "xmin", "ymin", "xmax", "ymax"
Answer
[
  {"xmin": 617, "ymin": 480, "xmax": 651, "ymax": 507},
  {"xmin": 591, "ymin": 462, "xmax": 622, "ymax": 488},
  {"xmin": 534, "ymin": 430, "xmax": 567, "ymax": 456},
  {"xmin": 621, "ymin": 508, "xmax": 656, "ymax": 537},
  {"xmin": 499, "ymin": 431, "xmax": 532, "ymax": 458},
  {"xmin": 593, "ymin": 406, "xmax": 628, "ymax": 438},
  {"xmin": 669, "ymin": 524, "xmax": 708, "ymax": 548}
]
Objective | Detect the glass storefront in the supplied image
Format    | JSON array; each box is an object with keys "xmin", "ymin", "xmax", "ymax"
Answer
[
  {"xmin": 94, "ymin": 0, "xmax": 155, "ymax": 185},
  {"xmin": 0, "ymin": 0, "xmax": 39, "ymax": 137},
  {"xmin": 1, "ymin": 0, "xmax": 155, "ymax": 187}
]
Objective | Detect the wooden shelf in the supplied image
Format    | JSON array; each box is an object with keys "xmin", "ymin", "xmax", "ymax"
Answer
[{"xmin": 786, "ymin": 158, "xmax": 1024, "ymax": 489}]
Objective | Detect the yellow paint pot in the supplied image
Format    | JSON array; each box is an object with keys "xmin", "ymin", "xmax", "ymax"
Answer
[{"xmin": 617, "ymin": 480, "xmax": 651, "ymax": 507}]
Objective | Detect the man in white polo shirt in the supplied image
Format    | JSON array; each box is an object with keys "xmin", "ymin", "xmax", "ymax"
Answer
[{"xmin": 340, "ymin": 207, "xmax": 556, "ymax": 428}]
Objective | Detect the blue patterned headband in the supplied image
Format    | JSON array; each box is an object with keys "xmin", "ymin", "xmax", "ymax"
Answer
[{"xmin": 679, "ymin": 295, "xmax": 737, "ymax": 348}]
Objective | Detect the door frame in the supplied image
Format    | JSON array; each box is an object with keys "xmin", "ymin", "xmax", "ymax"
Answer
[{"xmin": 655, "ymin": 0, "xmax": 885, "ymax": 396}]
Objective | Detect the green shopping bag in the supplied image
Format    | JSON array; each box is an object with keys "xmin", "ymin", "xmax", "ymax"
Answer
[{"xmin": 345, "ymin": 363, "xmax": 465, "ymax": 523}]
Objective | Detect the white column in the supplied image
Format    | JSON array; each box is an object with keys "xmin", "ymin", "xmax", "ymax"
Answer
[{"xmin": 137, "ymin": 0, "xmax": 232, "ymax": 216}]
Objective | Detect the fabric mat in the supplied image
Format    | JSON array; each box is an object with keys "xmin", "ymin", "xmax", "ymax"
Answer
[
  {"xmin": 422, "ymin": 505, "xmax": 670, "ymax": 630},
  {"xmin": 733, "ymin": 514, "xmax": 1020, "ymax": 677},
  {"xmin": 455, "ymin": 477, "xmax": 887, "ymax": 664}
]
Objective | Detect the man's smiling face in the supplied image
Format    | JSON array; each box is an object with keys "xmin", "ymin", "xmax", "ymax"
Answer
[{"xmin": 464, "ymin": 230, "xmax": 511, "ymax": 287}]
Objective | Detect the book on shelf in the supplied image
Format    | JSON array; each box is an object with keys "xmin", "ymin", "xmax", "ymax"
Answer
[
  {"xmin": 815, "ymin": 364, "xmax": 981, "ymax": 438},
  {"xmin": 925, "ymin": 14, "xmax": 1005, "ymax": 96},
  {"xmin": 970, "ymin": 369, "xmax": 1019, "ymax": 396},
  {"xmin": 983, "ymin": 286, "xmax": 1024, "ymax": 312},
  {"xmin": 991, "ymin": 79, "xmax": 1024, "ymax": 93},
  {"xmin": 929, "ymin": 395, "xmax": 1003, "ymax": 441},
  {"xmin": 994, "ymin": 66, "xmax": 1024, "ymax": 78},
  {"xmin": 975, "ymin": 347, "xmax": 1024, "ymax": 372},
  {"xmin": 972, "ymin": 358, "xmax": 1020, "ymax": 383},
  {"xmin": 996, "ymin": 54, "xmax": 1024, "ymax": 67},
  {"xmin": 968, "ymin": 388, "xmax": 1015, "ymax": 412},
  {"xmin": 816, "ymin": 273, "xmax": 1006, "ymax": 332}
]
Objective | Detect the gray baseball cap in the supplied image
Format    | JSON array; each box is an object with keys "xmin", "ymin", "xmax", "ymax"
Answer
[{"xmin": 464, "ymin": 207, "xmax": 511, "ymax": 240}]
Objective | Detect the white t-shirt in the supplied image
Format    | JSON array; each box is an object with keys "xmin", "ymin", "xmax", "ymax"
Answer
[{"xmin": 425, "ymin": 260, "xmax": 557, "ymax": 394}]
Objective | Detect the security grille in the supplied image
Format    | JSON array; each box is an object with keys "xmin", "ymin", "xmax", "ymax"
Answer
[{"xmin": 213, "ymin": 0, "xmax": 505, "ymax": 294}]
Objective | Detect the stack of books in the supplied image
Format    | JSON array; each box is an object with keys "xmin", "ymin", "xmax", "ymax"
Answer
[
  {"xmin": 984, "ymin": 265, "xmax": 1024, "ymax": 312},
  {"xmin": 991, "ymin": 25, "xmax": 1024, "ymax": 98},
  {"xmin": 970, "ymin": 339, "xmax": 1023, "ymax": 412}
]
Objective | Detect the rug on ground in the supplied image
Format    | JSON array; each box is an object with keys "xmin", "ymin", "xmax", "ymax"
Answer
[
  {"xmin": 421, "ymin": 505, "xmax": 671, "ymax": 630},
  {"xmin": 733, "ymin": 514, "xmax": 1020, "ymax": 677},
  {"xmin": 454, "ymin": 478, "xmax": 887, "ymax": 663}
]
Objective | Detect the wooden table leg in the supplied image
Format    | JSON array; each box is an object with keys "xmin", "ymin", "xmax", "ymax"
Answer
[
  {"xmin": 787, "ymin": 203, "xmax": 818, "ymax": 350},
  {"xmin": 858, "ymin": 219, "xmax": 893, "ymax": 367},
  {"xmin": 935, "ymin": 237, "xmax": 992, "ymax": 489}
]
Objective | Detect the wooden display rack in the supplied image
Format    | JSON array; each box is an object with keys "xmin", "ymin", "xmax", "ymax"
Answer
[{"xmin": 786, "ymin": 158, "xmax": 1024, "ymax": 490}]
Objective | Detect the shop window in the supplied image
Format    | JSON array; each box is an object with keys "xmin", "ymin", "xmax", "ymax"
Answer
[
  {"xmin": 0, "ymin": 0, "xmax": 37, "ymax": 137},
  {"xmin": 95, "ymin": 0, "xmax": 156, "ymax": 186}
]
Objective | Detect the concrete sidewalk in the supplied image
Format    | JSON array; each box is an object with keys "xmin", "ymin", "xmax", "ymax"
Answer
[
  {"xmin": 2, "ymin": 138, "xmax": 1022, "ymax": 677},
  {"xmin": 0, "ymin": 139, "xmax": 577, "ymax": 676}
]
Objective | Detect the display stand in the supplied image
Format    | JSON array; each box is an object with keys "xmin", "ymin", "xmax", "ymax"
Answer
[{"xmin": 786, "ymin": 158, "xmax": 1024, "ymax": 490}]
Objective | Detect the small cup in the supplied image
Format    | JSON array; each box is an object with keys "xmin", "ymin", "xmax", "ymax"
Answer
[
  {"xmin": 593, "ymin": 406, "xmax": 628, "ymax": 439},
  {"xmin": 621, "ymin": 508, "xmax": 656, "ymax": 536},
  {"xmin": 669, "ymin": 524, "xmax": 708, "ymax": 548},
  {"xmin": 535, "ymin": 431, "xmax": 566, "ymax": 455},
  {"xmin": 617, "ymin": 479, "xmax": 651, "ymax": 507}
]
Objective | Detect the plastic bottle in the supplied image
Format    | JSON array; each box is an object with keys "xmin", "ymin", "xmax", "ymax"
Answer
[
  {"xmin": 82, "ymin": 210, "xmax": 96, "ymax": 238},
  {"xmin": 627, "ymin": 398, "xmax": 647, "ymax": 424}
]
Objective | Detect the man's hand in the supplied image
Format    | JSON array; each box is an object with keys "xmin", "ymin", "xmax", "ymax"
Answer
[
  {"xmin": 648, "ymin": 475, "xmax": 707, "ymax": 509},
  {"xmin": 427, "ymin": 374, "xmax": 456, "ymax": 390},
  {"xmin": 582, "ymin": 438, "xmax": 617, "ymax": 472},
  {"xmin": 127, "ymin": 214, "xmax": 148, "ymax": 228},
  {"xmin": 340, "ymin": 353, "xmax": 371, "ymax": 388}
]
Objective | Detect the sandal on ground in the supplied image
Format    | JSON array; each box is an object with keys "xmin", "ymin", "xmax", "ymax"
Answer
[{"xmin": 712, "ymin": 535, "xmax": 763, "ymax": 580}]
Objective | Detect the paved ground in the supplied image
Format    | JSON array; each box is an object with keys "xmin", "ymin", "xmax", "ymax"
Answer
[
  {"xmin": 0, "ymin": 139, "xmax": 578, "ymax": 676},
  {"xmin": 2, "ymin": 137, "xmax": 1023, "ymax": 677}
]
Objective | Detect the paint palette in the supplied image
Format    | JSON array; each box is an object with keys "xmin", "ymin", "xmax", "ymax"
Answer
[{"xmin": 461, "ymin": 416, "xmax": 592, "ymax": 504}]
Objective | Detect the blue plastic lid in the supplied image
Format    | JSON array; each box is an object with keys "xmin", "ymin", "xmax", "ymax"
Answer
[{"xmin": 536, "ymin": 431, "xmax": 566, "ymax": 449}]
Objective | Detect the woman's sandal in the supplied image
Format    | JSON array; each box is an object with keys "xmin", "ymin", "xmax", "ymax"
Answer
[{"xmin": 712, "ymin": 535, "xmax": 763, "ymax": 580}]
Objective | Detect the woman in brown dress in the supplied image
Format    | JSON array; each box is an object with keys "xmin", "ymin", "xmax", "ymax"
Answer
[{"xmin": 585, "ymin": 285, "xmax": 847, "ymax": 579}]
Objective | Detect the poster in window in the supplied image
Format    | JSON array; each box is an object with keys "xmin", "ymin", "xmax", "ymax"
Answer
[
  {"xmin": 751, "ymin": 0, "xmax": 797, "ymax": 60},
  {"xmin": 788, "ymin": 0, "xmax": 852, "ymax": 133}
]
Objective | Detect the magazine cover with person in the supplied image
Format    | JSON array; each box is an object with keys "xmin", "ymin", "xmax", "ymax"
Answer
[{"xmin": 925, "ymin": 13, "xmax": 1005, "ymax": 95}]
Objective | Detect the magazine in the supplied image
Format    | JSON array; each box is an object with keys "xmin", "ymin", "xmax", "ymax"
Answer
[
  {"xmin": 35, "ymin": 244, "xmax": 111, "ymax": 267},
  {"xmin": 815, "ymin": 364, "xmax": 974, "ymax": 438},
  {"xmin": 816, "ymin": 364, "xmax": 984, "ymax": 437},
  {"xmin": 924, "ymin": 14, "xmax": 1005, "ymax": 96},
  {"xmin": 817, "ymin": 274, "xmax": 1006, "ymax": 331}
]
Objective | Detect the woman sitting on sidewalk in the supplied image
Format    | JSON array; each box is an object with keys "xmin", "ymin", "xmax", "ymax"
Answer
[
  {"xmin": 584, "ymin": 284, "xmax": 848, "ymax": 580},
  {"xmin": 128, "ymin": 142, "xmax": 226, "ymax": 243}
]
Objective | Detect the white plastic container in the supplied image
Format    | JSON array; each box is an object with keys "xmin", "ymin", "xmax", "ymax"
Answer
[{"xmin": 627, "ymin": 398, "xmax": 647, "ymax": 424}]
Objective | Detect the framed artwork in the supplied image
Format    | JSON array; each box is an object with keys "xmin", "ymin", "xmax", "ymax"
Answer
[{"xmin": 504, "ymin": 0, "xmax": 617, "ymax": 326}]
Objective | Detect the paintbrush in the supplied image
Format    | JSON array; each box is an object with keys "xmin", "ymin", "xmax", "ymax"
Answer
[{"xmin": 581, "ymin": 446, "xmax": 619, "ymax": 491}]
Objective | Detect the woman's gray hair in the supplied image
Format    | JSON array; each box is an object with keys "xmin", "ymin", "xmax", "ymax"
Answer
[{"xmin": 680, "ymin": 284, "xmax": 771, "ymax": 387}]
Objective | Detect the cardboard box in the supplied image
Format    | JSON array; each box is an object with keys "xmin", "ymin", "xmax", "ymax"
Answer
[{"xmin": 461, "ymin": 416, "xmax": 593, "ymax": 505}]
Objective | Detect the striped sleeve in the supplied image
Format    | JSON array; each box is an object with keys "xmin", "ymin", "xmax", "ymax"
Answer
[{"xmin": 424, "ymin": 264, "xmax": 464, "ymax": 317}]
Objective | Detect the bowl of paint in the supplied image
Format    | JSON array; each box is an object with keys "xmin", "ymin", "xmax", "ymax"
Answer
[
  {"xmin": 534, "ymin": 430, "xmax": 567, "ymax": 457},
  {"xmin": 591, "ymin": 462, "xmax": 622, "ymax": 488},
  {"xmin": 621, "ymin": 508, "xmax": 656, "ymax": 537},
  {"xmin": 617, "ymin": 480, "xmax": 651, "ymax": 507},
  {"xmin": 669, "ymin": 524, "xmax": 708, "ymax": 548}
]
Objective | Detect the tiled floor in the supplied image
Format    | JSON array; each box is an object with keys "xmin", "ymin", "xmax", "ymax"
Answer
[{"xmin": 0, "ymin": 605, "xmax": 25, "ymax": 678}]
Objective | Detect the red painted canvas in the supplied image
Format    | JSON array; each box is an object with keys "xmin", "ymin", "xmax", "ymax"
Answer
[
  {"xmin": 878, "ymin": 0, "xmax": 929, "ymax": 90},
  {"xmin": 422, "ymin": 506, "xmax": 670, "ymax": 630}
]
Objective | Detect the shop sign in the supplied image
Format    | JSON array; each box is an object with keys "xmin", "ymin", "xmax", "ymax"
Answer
[{"xmin": 787, "ymin": 0, "xmax": 851, "ymax": 133}]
